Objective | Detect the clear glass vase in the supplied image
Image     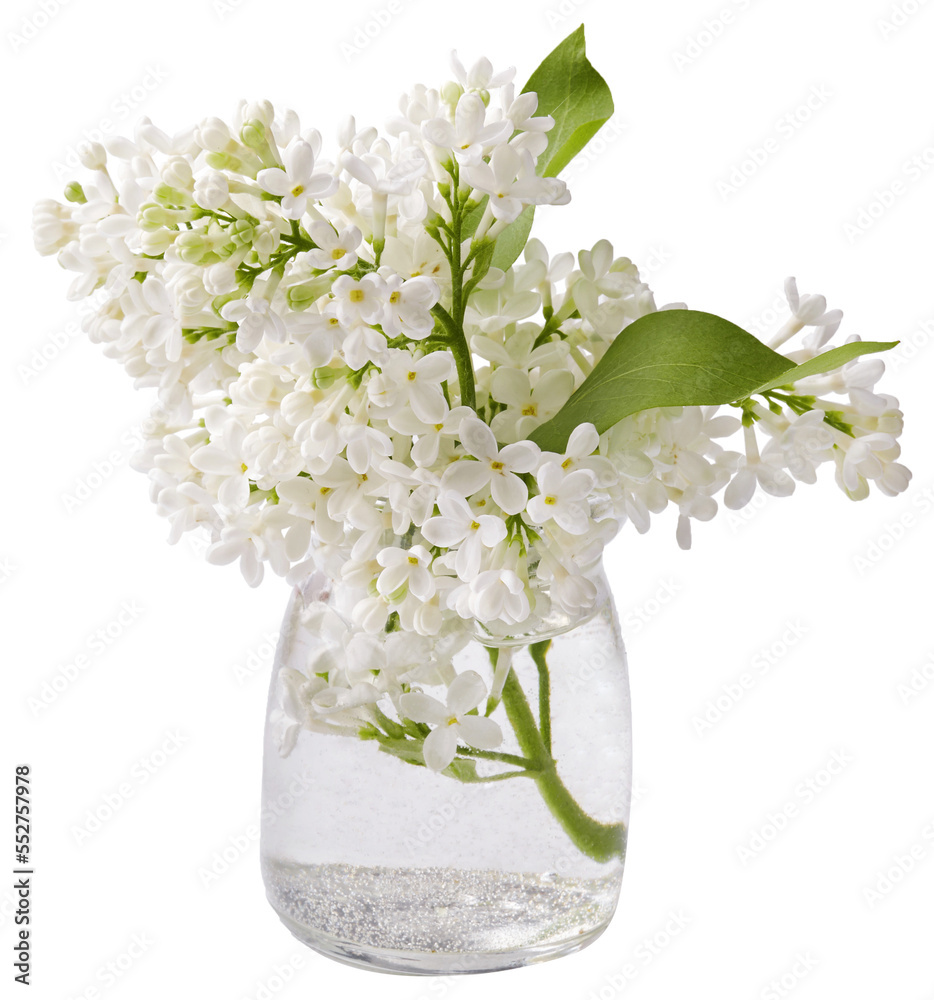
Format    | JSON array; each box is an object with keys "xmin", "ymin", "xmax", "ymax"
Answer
[{"xmin": 260, "ymin": 561, "xmax": 632, "ymax": 975}]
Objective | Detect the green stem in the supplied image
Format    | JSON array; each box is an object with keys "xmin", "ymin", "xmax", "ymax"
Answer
[
  {"xmin": 432, "ymin": 304, "xmax": 476, "ymax": 411},
  {"xmin": 500, "ymin": 665, "xmax": 626, "ymax": 864},
  {"xmin": 455, "ymin": 746, "xmax": 537, "ymax": 770},
  {"xmin": 428, "ymin": 162, "xmax": 478, "ymax": 411},
  {"xmin": 531, "ymin": 640, "xmax": 552, "ymax": 757},
  {"xmin": 454, "ymin": 768, "xmax": 538, "ymax": 784}
]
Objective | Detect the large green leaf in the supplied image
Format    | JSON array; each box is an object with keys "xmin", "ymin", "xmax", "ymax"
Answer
[
  {"xmin": 488, "ymin": 27, "xmax": 613, "ymax": 272},
  {"xmin": 750, "ymin": 340, "xmax": 898, "ymax": 395},
  {"xmin": 491, "ymin": 206, "xmax": 535, "ymax": 271},
  {"xmin": 522, "ymin": 25, "xmax": 614, "ymax": 179},
  {"xmin": 527, "ymin": 310, "xmax": 897, "ymax": 452}
]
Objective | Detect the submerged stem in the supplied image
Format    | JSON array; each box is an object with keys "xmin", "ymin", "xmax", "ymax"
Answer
[
  {"xmin": 530, "ymin": 640, "xmax": 552, "ymax": 758},
  {"xmin": 454, "ymin": 768, "xmax": 538, "ymax": 784},
  {"xmin": 500, "ymin": 659, "xmax": 626, "ymax": 865},
  {"xmin": 455, "ymin": 746, "xmax": 537, "ymax": 770}
]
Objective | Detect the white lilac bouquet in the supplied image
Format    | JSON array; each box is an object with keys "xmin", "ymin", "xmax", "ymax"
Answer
[{"xmin": 35, "ymin": 29, "xmax": 909, "ymax": 776}]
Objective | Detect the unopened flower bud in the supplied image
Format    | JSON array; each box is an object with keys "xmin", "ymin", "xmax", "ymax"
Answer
[
  {"xmin": 175, "ymin": 230, "xmax": 212, "ymax": 263},
  {"xmin": 139, "ymin": 228, "xmax": 177, "ymax": 256},
  {"xmin": 162, "ymin": 157, "xmax": 194, "ymax": 192},
  {"xmin": 240, "ymin": 119, "xmax": 269, "ymax": 151},
  {"xmin": 253, "ymin": 220, "xmax": 281, "ymax": 257},
  {"xmin": 203, "ymin": 262, "xmax": 239, "ymax": 296},
  {"xmin": 205, "ymin": 150, "xmax": 241, "ymax": 172},
  {"xmin": 226, "ymin": 219, "xmax": 255, "ymax": 249},
  {"xmin": 78, "ymin": 141, "xmax": 107, "ymax": 170},
  {"xmin": 441, "ymin": 81, "xmax": 463, "ymax": 107},
  {"xmin": 241, "ymin": 100, "xmax": 274, "ymax": 126},
  {"xmin": 196, "ymin": 117, "xmax": 233, "ymax": 152},
  {"xmin": 64, "ymin": 182, "xmax": 87, "ymax": 204},
  {"xmin": 139, "ymin": 203, "xmax": 171, "ymax": 230},
  {"xmin": 312, "ymin": 364, "xmax": 349, "ymax": 389},
  {"xmin": 153, "ymin": 182, "xmax": 187, "ymax": 208},
  {"xmin": 287, "ymin": 275, "xmax": 331, "ymax": 311}
]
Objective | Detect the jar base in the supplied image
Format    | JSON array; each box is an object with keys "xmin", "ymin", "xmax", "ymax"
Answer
[
  {"xmin": 263, "ymin": 857, "xmax": 620, "ymax": 975},
  {"xmin": 275, "ymin": 910, "xmax": 609, "ymax": 975}
]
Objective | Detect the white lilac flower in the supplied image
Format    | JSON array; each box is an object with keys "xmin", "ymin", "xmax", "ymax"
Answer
[
  {"xmin": 421, "ymin": 92, "xmax": 513, "ymax": 164},
  {"xmin": 270, "ymin": 668, "xmax": 318, "ymax": 756},
  {"xmin": 769, "ymin": 276, "xmax": 843, "ymax": 351},
  {"xmin": 316, "ymin": 458, "xmax": 386, "ymax": 520},
  {"xmin": 310, "ymin": 680, "xmax": 381, "ymax": 722},
  {"xmin": 449, "ymin": 52, "xmax": 515, "ymax": 92},
  {"xmin": 527, "ymin": 463, "xmax": 595, "ymax": 535},
  {"xmin": 342, "ymin": 151, "xmax": 427, "ymax": 197},
  {"xmin": 193, "ymin": 171, "xmax": 230, "ymax": 211},
  {"xmin": 368, "ymin": 351, "xmax": 455, "ymax": 424},
  {"xmin": 390, "ymin": 405, "xmax": 474, "ymax": 467},
  {"xmin": 453, "ymin": 568, "xmax": 531, "ymax": 625},
  {"xmin": 305, "ymin": 222, "xmax": 362, "ymax": 272},
  {"xmin": 422, "ymin": 493, "xmax": 508, "ymax": 580},
  {"xmin": 331, "ymin": 273, "xmax": 388, "ymax": 327},
  {"xmin": 547, "ymin": 423, "xmax": 618, "ymax": 487},
  {"xmin": 342, "ymin": 423, "xmax": 393, "ymax": 475},
  {"xmin": 467, "ymin": 282, "xmax": 542, "ymax": 336},
  {"xmin": 257, "ymin": 138, "xmax": 337, "ymax": 219},
  {"xmin": 189, "ymin": 409, "xmax": 250, "ymax": 510},
  {"xmin": 205, "ymin": 506, "xmax": 292, "ymax": 587},
  {"xmin": 836, "ymin": 432, "xmax": 903, "ymax": 499},
  {"xmin": 123, "ymin": 275, "xmax": 185, "ymax": 363},
  {"xmin": 283, "ymin": 311, "xmax": 341, "ymax": 367},
  {"xmin": 152, "ymin": 478, "xmax": 220, "ymax": 545},
  {"xmin": 221, "ymin": 290, "xmax": 286, "ymax": 354},
  {"xmin": 381, "ymin": 273, "xmax": 439, "ymax": 338},
  {"xmin": 761, "ymin": 409, "xmax": 835, "ymax": 485},
  {"xmin": 33, "ymin": 200, "xmax": 79, "ymax": 255},
  {"xmin": 399, "ymin": 669, "xmax": 503, "ymax": 772},
  {"xmin": 376, "ymin": 544, "xmax": 435, "ymax": 602},
  {"xmin": 341, "ymin": 323, "xmax": 390, "ymax": 370},
  {"xmin": 724, "ymin": 425, "xmax": 795, "ymax": 510},
  {"xmin": 465, "ymin": 144, "xmax": 568, "ymax": 224},
  {"xmin": 442, "ymin": 417, "xmax": 540, "ymax": 515},
  {"xmin": 342, "ymin": 151, "xmax": 427, "ymax": 241},
  {"xmin": 489, "ymin": 366, "xmax": 575, "ymax": 441},
  {"xmin": 36, "ymin": 48, "xmax": 910, "ymax": 631}
]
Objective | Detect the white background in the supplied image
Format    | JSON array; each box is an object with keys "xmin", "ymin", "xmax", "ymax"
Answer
[{"xmin": 3, "ymin": 0, "xmax": 933, "ymax": 997}]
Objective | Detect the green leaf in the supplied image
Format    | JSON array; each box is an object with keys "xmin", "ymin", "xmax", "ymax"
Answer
[
  {"xmin": 483, "ymin": 28, "xmax": 612, "ymax": 272},
  {"xmin": 461, "ymin": 196, "xmax": 487, "ymax": 240},
  {"xmin": 750, "ymin": 340, "xmax": 898, "ymax": 395},
  {"xmin": 522, "ymin": 25, "xmax": 614, "ymax": 179},
  {"xmin": 529, "ymin": 310, "xmax": 789, "ymax": 451},
  {"xmin": 528, "ymin": 310, "xmax": 899, "ymax": 452},
  {"xmin": 374, "ymin": 737, "xmax": 426, "ymax": 767},
  {"xmin": 490, "ymin": 206, "xmax": 535, "ymax": 271},
  {"xmin": 444, "ymin": 759, "xmax": 479, "ymax": 782}
]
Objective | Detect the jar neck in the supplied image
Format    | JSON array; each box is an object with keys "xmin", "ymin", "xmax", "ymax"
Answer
[{"xmin": 295, "ymin": 556, "xmax": 610, "ymax": 649}]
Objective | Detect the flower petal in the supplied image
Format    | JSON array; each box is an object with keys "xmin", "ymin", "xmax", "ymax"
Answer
[
  {"xmin": 256, "ymin": 167, "xmax": 290, "ymax": 196},
  {"xmin": 399, "ymin": 691, "xmax": 447, "ymax": 725},
  {"xmin": 500, "ymin": 440, "xmax": 539, "ymax": 474},
  {"xmin": 491, "ymin": 471, "xmax": 528, "ymax": 515},
  {"xmin": 423, "ymin": 725, "xmax": 459, "ymax": 772},
  {"xmin": 421, "ymin": 516, "xmax": 468, "ymax": 548},
  {"xmin": 285, "ymin": 139, "xmax": 315, "ymax": 181},
  {"xmin": 456, "ymin": 714, "xmax": 503, "ymax": 751},
  {"xmin": 442, "ymin": 459, "xmax": 492, "ymax": 498},
  {"xmin": 459, "ymin": 417, "xmax": 497, "ymax": 461},
  {"xmin": 446, "ymin": 669, "xmax": 487, "ymax": 715}
]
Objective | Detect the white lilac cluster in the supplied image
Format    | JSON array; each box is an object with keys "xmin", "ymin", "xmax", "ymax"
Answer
[{"xmin": 36, "ymin": 54, "xmax": 910, "ymax": 769}]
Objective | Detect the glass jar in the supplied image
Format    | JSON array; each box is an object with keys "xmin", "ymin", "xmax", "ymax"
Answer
[{"xmin": 260, "ymin": 559, "xmax": 632, "ymax": 974}]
